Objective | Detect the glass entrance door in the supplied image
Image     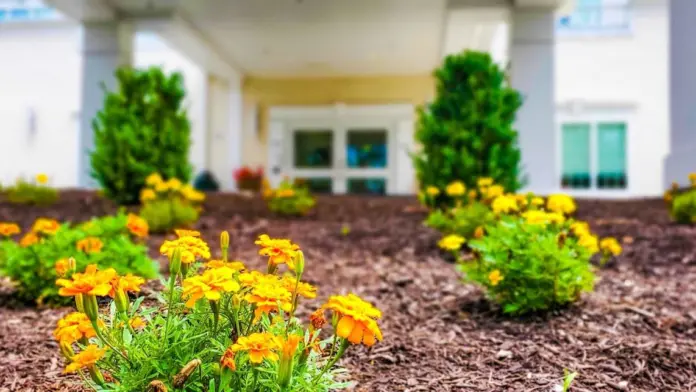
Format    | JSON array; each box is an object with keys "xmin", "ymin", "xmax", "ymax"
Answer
[{"xmin": 288, "ymin": 125, "xmax": 392, "ymax": 195}]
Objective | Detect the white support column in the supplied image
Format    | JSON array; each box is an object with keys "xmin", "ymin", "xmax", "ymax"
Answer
[
  {"xmin": 78, "ymin": 22, "xmax": 133, "ymax": 187},
  {"xmin": 509, "ymin": 7, "xmax": 557, "ymax": 195},
  {"xmin": 205, "ymin": 73, "xmax": 244, "ymax": 191},
  {"xmin": 664, "ymin": 0, "xmax": 696, "ymax": 188}
]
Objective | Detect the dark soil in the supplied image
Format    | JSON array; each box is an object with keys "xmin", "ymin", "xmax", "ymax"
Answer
[{"xmin": 2, "ymin": 192, "xmax": 696, "ymax": 391}]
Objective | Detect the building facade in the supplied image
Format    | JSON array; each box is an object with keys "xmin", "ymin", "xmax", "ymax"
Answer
[{"xmin": 0, "ymin": 0, "xmax": 686, "ymax": 198}]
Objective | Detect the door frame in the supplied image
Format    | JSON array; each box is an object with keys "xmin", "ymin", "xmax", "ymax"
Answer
[{"xmin": 268, "ymin": 103, "xmax": 414, "ymax": 195}]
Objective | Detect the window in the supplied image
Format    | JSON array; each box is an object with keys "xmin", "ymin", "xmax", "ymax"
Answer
[
  {"xmin": 0, "ymin": 1, "xmax": 63, "ymax": 23},
  {"xmin": 561, "ymin": 122, "xmax": 627, "ymax": 190},
  {"xmin": 557, "ymin": 0, "xmax": 630, "ymax": 32}
]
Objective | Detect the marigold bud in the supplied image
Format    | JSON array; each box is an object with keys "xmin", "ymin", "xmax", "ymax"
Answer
[
  {"xmin": 114, "ymin": 288, "xmax": 130, "ymax": 314},
  {"xmin": 59, "ymin": 341, "xmax": 74, "ymax": 360},
  {"xmin": 169, "ymin": 247, "xmax": 182, "ymax": 276},
  {"xmin": 294, "ymin": 251, "xmax": 305, "ymax": 276},
  {"xmin": 220, "ymin": 231, "xmax": 230, "ymax": 250},
  {"xmin": 309, "ymin": 308, "xmax": 327, "ymax": 330},
  {"xmin": 75, "ymin": 293, "xmax": 85, "ymax": 313},
  {"xmin": 68, "ymin": 257, "xmax": 77, "ymax": 275},
  {"xmin": 83, "ymin": 294, "xmax": 99, "ymax": 323},
  {"xmin": 173, "ymin": 359, "xmax": 201, "ymax": 389},
  {"xmin": 147, "ymin": 380, "xmax": 168, "ymax": 392}
]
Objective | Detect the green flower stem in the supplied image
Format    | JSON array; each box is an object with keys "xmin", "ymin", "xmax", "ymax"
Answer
[
  {"xmin": 249, "ymin": 367, "xmax": 259, "ymax": 391},
  {"xmin": 162, "ymin": 272, "xmax": 178, "ymax": 346},
  {"xmin": 313, "ymin": 338, "xmax": 350, "ymax": 384},
  {"xmin": 92, "ymin": 320, "xmax": 132, "ymax": 365}
]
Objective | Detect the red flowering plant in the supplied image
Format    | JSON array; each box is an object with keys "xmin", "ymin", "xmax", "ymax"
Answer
[{"xmin": 233, "ymin": 166, "xmax": 264, "ymax": 192}]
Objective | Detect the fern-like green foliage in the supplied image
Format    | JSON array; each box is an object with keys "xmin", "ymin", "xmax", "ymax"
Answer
[
  {"xmin": 413, "ymin": 50, "xmax": 524, "ymax": 207},
  {"xmin": 670, "ymin": 188, "xmax": 696, "ymax": 224},
  {"xmin": 90, "ymin": 66, "xmax": 193, "ymax": 205}
]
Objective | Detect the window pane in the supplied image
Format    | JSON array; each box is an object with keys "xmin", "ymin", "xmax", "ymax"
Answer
[
  {"xmin": 346, "ymin": 129, "xmax": 388, "ymax": 169},
  {"xmin": 293, "ymin": 131, "xmax": 333, "ymax": 168},
  {"xmin": 561, "ymin": 123, "xmax": 591, "ymax": 189},
  {"xmin": 347, "ymin": 178, "xmax": 386, "ymax": 195},
  {"xmin": 597, "ymin": 122, "xmax": 627, "ymax": 189},
  {"xmin": 295, "ymin": 178, "xmax": 332, "ymax": 194}
]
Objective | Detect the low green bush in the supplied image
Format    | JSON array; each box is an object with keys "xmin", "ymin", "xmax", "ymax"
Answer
[
  {"xmin": 140, "ymin": 198, "xmax": 200, "ymax": 234},
  {"xmin": 3, "ymin": 175, "xmax": 59, "ymax": 206},
  {"xmin": 264, "ymin": 179, "xmax": 316, "ymax": 216},
  {"xmin": 670, "ymin": 188, "xmax": 696, "ymax": 224},
  {"xmin": 0, "ymin": 214, "xmax": 158, "ymax": 306},
  {"xmin": 460, "ymin": 214, "xmax": 596, "ymax": 315}
]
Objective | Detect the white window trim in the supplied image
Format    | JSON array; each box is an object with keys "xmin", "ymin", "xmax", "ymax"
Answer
[
  {"xmin": 556, "ymin": 0, "xmax": 633, "ymax": 38},
  {"xmin": 556, "ymin": 105, "xmax": 635, "ymax": 199},
  {"xmin": 267, "ymin": 103, "xmax": 415, "ymax": 195}
]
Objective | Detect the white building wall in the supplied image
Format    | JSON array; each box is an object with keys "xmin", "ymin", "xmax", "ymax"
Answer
[
  {"xmin": 555, "ymin": 0, "xmax": 669, "ymax": 196},
  {"xmin": 0, "ymin": 25, "xmax": 207, "ymax": 188}
]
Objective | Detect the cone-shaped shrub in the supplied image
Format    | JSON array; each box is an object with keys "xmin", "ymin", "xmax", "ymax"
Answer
[
  {"xmin": 413, "ymin": 50, "xmax": 524, "ymax": 207},
  {"xmin": 90, "ymin": 66, "xmax": 192, "ymax": 205}
]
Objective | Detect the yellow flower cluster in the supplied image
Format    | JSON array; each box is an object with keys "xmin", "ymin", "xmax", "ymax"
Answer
[
  {"xmin": 140, "ymin": 172, "xmax": 205, "ymax": 205},
  {"xmin": 13, "ymin": 217, "xmax": 60, "ymax": 247},
  {"xmin": 160, "ymin": 234, "xmax": 211, "ymax": 264},
  {"xmin": 126, "ymin": 213, "xmax": 149, "ymax": 238},
  {"xmin": 76, "ymin": 237, "xmax": 104, "ymax": 254},
  {"xmin": 438, "ymin": 234, "xmax": 466, "ymax": 251}
]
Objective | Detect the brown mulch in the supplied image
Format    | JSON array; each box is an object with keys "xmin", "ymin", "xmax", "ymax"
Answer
[{"xmin": 2, "ymin": 192, "xmax": 696, "ymax": 392}]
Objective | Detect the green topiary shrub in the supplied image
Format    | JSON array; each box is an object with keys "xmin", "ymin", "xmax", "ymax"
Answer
[
  {"xmin": 412, "ymin": 50, "xmax": 524, "ymax": 208},
  {"xmin": 90, "ymin": 66, "xmax": 193, "ymax": 205},
  {"xmin": 139, "ymin": 198, "xmax": 200, "ymax": 234},
  {"xmin": 670, "ymin": 188, "xmax": 696, "ymax": 224}
]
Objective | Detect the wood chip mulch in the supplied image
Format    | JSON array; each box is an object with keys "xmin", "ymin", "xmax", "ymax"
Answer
[{"xmin": 1, "ymin": 192, "xmax": 695, "ymax": 392}]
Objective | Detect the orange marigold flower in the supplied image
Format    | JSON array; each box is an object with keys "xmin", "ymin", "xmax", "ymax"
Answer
[
  {"xmin": 31, "ymin": 218, "xmax": 60, "ymax": 235},
  {"xmin": 182, "ymin": 267, "xmax": 240, "ymax": 308},
  {"xmin": 56, "ymin": 264, "xmax": 118, "ymax": 297},
  {"xmin": 55, "ymin": 258, "xmax": 71, "ymax": 277},
  {"xmin": 488, "ymin": 269, "xmax": 503, "ymax": 286},
  {"xmin": 577, "ymin": 233, "xmax": 600, "ymax": 254},
  {"xmin": 238, "ymin": 270, "xmax": 276, "ymax": 288},
  {"xmin": 64, "ymin": 344, "xmax": 107, "ymax": 374},
  {"xmin": 323, "ymin": 294, "xmax": 383, "ymax": 347},
  {"xmin": 245, "ymin": 279, "xmax": 293, "ymax": 320},
  {"xmin": 109, "ymin": 274, "xmax": 145, "ymax": 297},
  {"xmin": 76, "ymin": 237, "xmax": 103, "ymax": 254},
  {"xmin": 126, "ymin": 214, "xmax": 149, "ymax": 238},
  {"xmin": 129, "ymin": 317, "xmax": 146, "ymax": 330},
  {"xmin": 254, "ymin": 234, "xmax": 300, "ymax": 270},
  {"xmin": 175, "ymin": 229, "xmax": 201, "ymax": 238},
  {"xmin": 53, "ymin": 312, "xmax": 97, "ymax": 344},
  {"xmin": 206, "ymin": 259, "xmax": 246, "ymax": 271},
  {"xmin": 282, "ymin": 276, "xmax": 317, "ymax": 299},
  {"xmin": 230, "ymin": 333, "xmax": 281, "ymax": 364},
  {"xmin": 309, "ymin": 309, "xmax": 327, "ymax": 330},
  {"xmin": 19, "ymin": 232, "xmax": 40, "ymax": 247},
  {"xmin": 0, "ymin": 222, "xmax": 20, "ymax": 237},
  {"xmin": 160, "ymin": 236, "xmax": 211, "ymax": 264},
  {"xmin": 220, "ymin": 347, "xmax": 236, "ymax": 371}
]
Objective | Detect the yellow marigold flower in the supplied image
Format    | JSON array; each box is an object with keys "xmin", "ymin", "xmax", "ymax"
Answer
[
  {"xmin": 55, "ymin": 258, "xmax": 72, "ymax": 277},
  {"xmin": 445, "ymin": 181, "xmax": 466, "ymax": 197},
  {"xmin": 175, "ymin": 229, "xmax": 201, "ymax": 238},
  {"xmin": 488, "ymin": 270, "xmax": 503, "ymax": 286},
  {"xmin": 277, "ymin": 188, "xmax": 295, "ymax": 198},
  {"xmin": 126, "ymin": 214, "xmax": 149, "ymax": 238},
  {"xmin": 140, "ymin": 188, "xmax": 156, "ymax": 202},
  {"xmin": 31, "ymin": 218, "xmax": 60, "ymax": 235},
  {"xmin": 570, "ymin": 221, "xmax": 590, "ymax": 237},
  {"xmin": 438, "ymin": 234, "xmax": 465, "ymax": 251},
  {"xmin": 230, "ymin": 333, "xmax": 281, "ymax": 364},
  {"xmin": 56, "ymin": 264, "xmax": 118, "ymax": 297},
  {"xmin": 491, "ymin": 194, "xmax": 519, "ymax": 214},
  {"xmin": 160, "ymin": 236, "xmax": 211, "ymax": 264},
  {"xmin": 522, "ymin": 210, "xmax": 566, "ymax": 225},
  {"xmin": 577, "ymin": 234, "xmax": 599, "ymax": 254},
  {"xmin": 53, "ymin": 312, "xmax": 97, "ymax": 344},
  {"xmin": 145, "ymin": 173, "xmax": 163, "ymax": 186},
  {"xmin": 182, "ymin": 267, "xmax": 240, "ymax": 308},
  {"xmin": 245, "ymin": 280, "xmax": 293, "ymax": 320},
  {"xmin": 109, "ymin": 274, "xmax": 144, "ymax": 297},
  {"xmin": 477, "ymin": 177, "xmax": 494, "ymax": 188},
  {"xmin": 155, "ymin": 181, "xmax": 169, "ymax": 193},
  {"xmin": 531, "ymin": 197, "xmax": 545, "ymax": 207},
  {"xmin": 255, "ymin": 234, "xmax": 300, "ymax": 270},
  {"xmin": 0, "ymin": 222, "xmax": 21, "ymax": 237},
  {"xmin": 323, "ymin": 293, "xmax": 383, "ymax": 347},
  {"xmin": 64, "ymin": 344, "xmax": 107, "ymax": 374},
  {"xmin": 282, "ymin": 276, "xmax": 317, "ymax": 299},
  {"xmin": 166, "ymin": 178, "xmax": 182, "ymax": 191},
  {"xmin": 689, "ymin": 172, "xmax": 696, "ymax": 184},
  {"xmin": 19, "ymin": 232, "xmax": 40, "ymax": 247},
  {"xmin": 206, "ymin": 259, "xmax": 246, "ymax": 271},
  {"xmin": 485, "ymin": 185, "xmax": 504, "ymax": 199},
  {"xmin": 546, "ymin": 194, "xmax": 577, "ymax": 215},
  {"xmin": 600, "ymin": 237, "xmax": 622, "ymax": 256},
  {"xmin": 425, "ymin": 186, "xmax": 440, "ymax": 197},
  {"xmin": 129, "ymin": 317, "xmax": 146, "ymax": 330},
  {"xmin": 220, "ymin": 347, "xmax": 236, "ymax": 371},
  {"xmin": 76, "ymin": 237, "xmax": 103, "ymax": 254},
  {"xmin": 181, "ymin": 186, "xmax": 205, "ymax": 202},
  {"xmin": 309, "ymin": 308, "xmax": 327, "ymax": 330},
  {"xmin": 36, "ymin": 173, "xmax": 49, "ymax": 185}
]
